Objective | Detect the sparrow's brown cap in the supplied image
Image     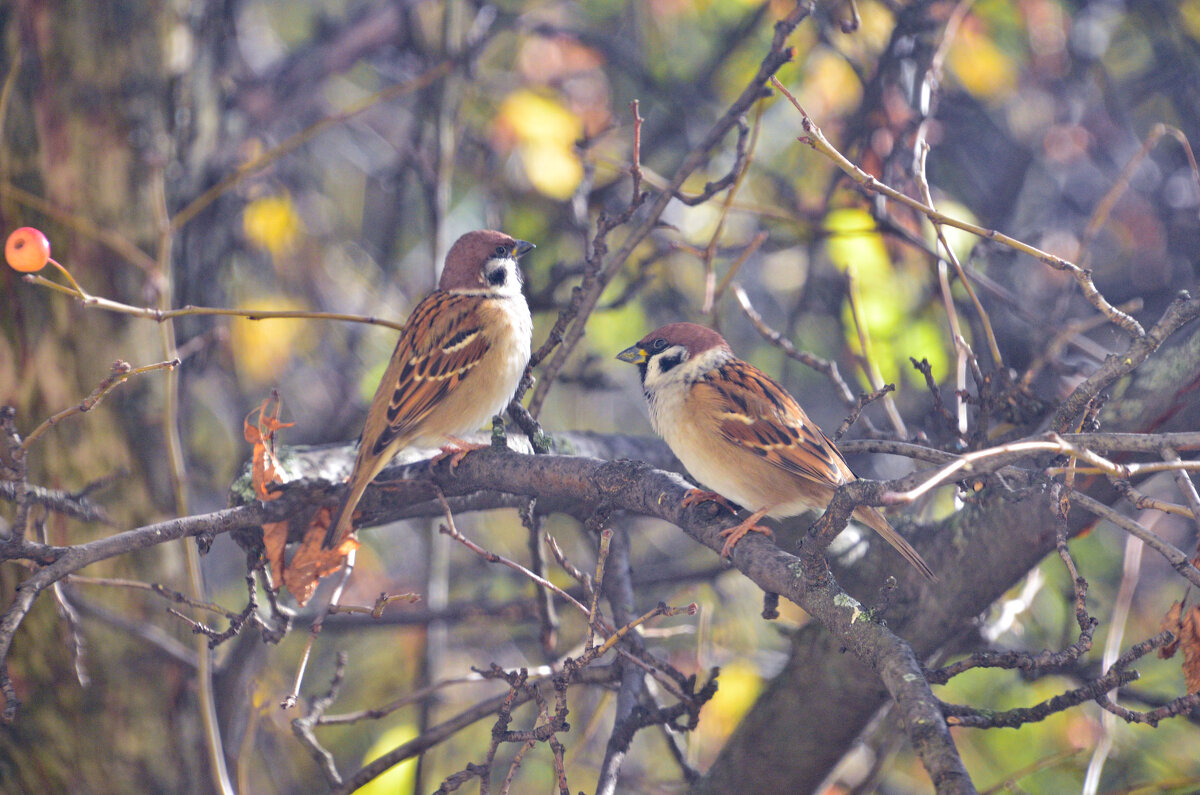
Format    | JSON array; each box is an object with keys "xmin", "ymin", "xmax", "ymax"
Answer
[
  {"xmin": 439, "ymin": 230, "xmax": 534, "ymax": 290},
  {"xmin": 617, "ymin": 322, "xmax": 730, "ymax": 363}
]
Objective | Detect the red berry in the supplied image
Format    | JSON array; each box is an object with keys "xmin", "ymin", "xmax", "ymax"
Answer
[{"xmin": 5, "ymin": 227, "xmax": 51, "ymax": 273}]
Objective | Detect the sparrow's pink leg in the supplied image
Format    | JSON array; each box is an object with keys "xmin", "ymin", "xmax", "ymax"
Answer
[
  {"xmin": 717, "ymin": 506, "xmax": 774, "ymax": 558},
  {"xmin": 681, "ymin": 489, "xmax": 738, "ymax": 513},
  {"xmin": 431, "ymin": 437, "xmax": 491, "ymax": 471}
]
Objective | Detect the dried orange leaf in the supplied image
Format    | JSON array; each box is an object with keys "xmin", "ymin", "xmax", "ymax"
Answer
[
  {"xmin": 1160, "ymin": 600, "xmax": 1184, "ymax": 659},
  {"xmin": 245, "ymin": 394, "xmax": 292, "ymax": 501},
  {"xmin": 1180, "ymin": 605, "xmax": 1200, "ymax": 694},
  {"xmin": 283, "ymin": 514, "xmax": 358, "ymax": 606},
  {"xmin": 245, "ymin": 392, "xmax": 356, "ymax": 604},
  {"xmin": 262, "ymin": 520, "xmax": 289, "ymax": 590}
]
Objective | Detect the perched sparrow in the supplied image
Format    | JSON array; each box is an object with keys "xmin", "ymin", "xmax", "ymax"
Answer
[
  {"xmin": 324, "ymin": 230, "xmax": 534, "ymax": 548},
  {"xmin": 617, "ymin": 322, "xmax": 935, "ymax": 581}
]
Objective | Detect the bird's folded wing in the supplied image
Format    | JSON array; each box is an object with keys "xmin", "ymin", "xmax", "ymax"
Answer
[
  {"xmin": 697, "ymin": 359, "xmax": 850, "ymax": 487},
  {"xmin": 365, "ymin": 292, "xmax": 492, "ymax": 455}
]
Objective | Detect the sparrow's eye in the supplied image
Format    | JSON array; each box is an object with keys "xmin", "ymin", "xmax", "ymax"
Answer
[
  {"xmin": 651, "ymin": 338, "xmax": 668, "ymax": 352},
  {"xmin": 494, "ymin": 245, "xmax": 508, "ymax": 257}
]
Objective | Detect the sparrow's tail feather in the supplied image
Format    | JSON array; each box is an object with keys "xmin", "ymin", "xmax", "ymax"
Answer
[
  {"xmin": 324, "ymin": 476, "xmax": 369, "ymax": 549},
  {"xmin": 854, "ymin": 506, "xmax": 937, "ymax": 582}
]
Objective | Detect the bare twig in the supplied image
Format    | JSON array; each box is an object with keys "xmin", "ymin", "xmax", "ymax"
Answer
[
  {"xmin": 529, "ymin": 6, "xmax": 811, "ymax": 415},
  {"xmin": 844, "ymin": 267, "xmax": 907, "ymax": 436},
  {"xmin": 913, "ymin": 139, "xmax": 997, "ymax": 435},
  {"xmin": 1070, "ymin": 492, "xmax": 1200, "ymax": 587},
  {"xmin": 337, "ymin": 665, "xmax": 622, "ymax": 795},
  {"xmin": 21, "ymin": 359, "xmax": 180, "ymax": 448},
  {"xmin": 521, "ymin": 502, "xmax": 558, "ymax": 658},
  {"xmin": 926, "ymin": 484, "xmax": 1096, "ymax": 685},
  {"xmin": 291, "ymin": 651, "xmax": 348, "ymax": 787},
  {"xmin": 435, "ymin": 491, "xmax": 593, "ymax": 621},
  {"xmin": 1162, "ymin": 446, "xmax": 1200, "ymax": 535},
  {"xmin": 0, "ymin": 480, "xmax": 110, "ymax": 525},
  {"xmin": 526, "ymin": 101, "xmax": 650, "ymax": 418},
  {"xmin": 771, "ymin": 75, "xmax": 1147, "ymax": 339},
  {"xmin": 172, "ymin": 61, "xmax": 452, "ymax": 230},
  {"xmin": 1051, "ymin": 294, "xmax": 1200, "ymax": 432},
  {"xmin": 1017, "ymin": 298, "xmax": 1143, "ymax": 393},
  {"xmin": 732, "ymin": 283, "xmax": 857, "ymax": 407},
  {"xmin": 22, "ymin": 274, "xmax": 405, "ymax": 330},
  {"xmin": 833, "ymin": 384, "xmax": 895, "ymax": 442},
  {"xmin": 586, "ymin": 528, "xmax": 613, "ymax": 651},
  {"xmin": 327, "ymin": 591, "xmax": 421, "ymax": 618},
  {"xmin": 282, "ymin": 548, "xmax": 357, "ymax": 710}
]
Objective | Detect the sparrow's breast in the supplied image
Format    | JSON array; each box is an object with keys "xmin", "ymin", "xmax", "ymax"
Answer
[{"xmin": 439, "ymin": 294, "xmax": 532, "ymax": 439}]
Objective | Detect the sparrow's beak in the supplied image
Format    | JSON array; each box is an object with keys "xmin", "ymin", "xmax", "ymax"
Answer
[
  {"xmin": 514, "ymin": 240, "xmax": 535, "ymax": 258},
  {"xmin": 616, "ymin": 344, "xmax": 647, "ymax": 364}
]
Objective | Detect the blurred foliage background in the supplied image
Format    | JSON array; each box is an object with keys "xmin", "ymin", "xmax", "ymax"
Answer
[{"xmin": 2, "ymin": 0, "xmax": 1200, "ymax": 793}]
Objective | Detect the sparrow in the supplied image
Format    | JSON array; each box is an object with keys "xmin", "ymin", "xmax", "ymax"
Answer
[
  {"xmin": 617, "ymin": 322, "xmax": 935, "ymax": 581},
  {"xmin": 324, "ymin": 230, "xmax": 535, "ymax": 548}
]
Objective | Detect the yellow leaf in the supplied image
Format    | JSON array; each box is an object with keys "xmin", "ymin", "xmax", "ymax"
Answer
[
  {"xmin": 825, "ymin": 208, "xmax": 889, "ymax": 276},
  {"xmin": 1183, "ymin": 1, "xmax": 1200, "ymax": 42},
  {"xmin": 521, "ymin": 141, "xmax": 584, "ymax": 200},
  {"xmin": 797, "ymin": 49, "xmax": 864, "ymax": 119},
  {"xmin": 243, "ymin": 193, "xmax": 301, "ymax": 258},
  {"xmin": 356, "ymin": 723, "xmax": 418, "ymax": 795},
  {"xmin": 496, "ymin": 89, "xmax": 582, "ymax": 147},
  {"xmin": 947, "ymin": 22, "xmax": 1018, "ymax": 100},
  {"xmin": 494, "ymin": 89, "xmax": 584, "ymax": 199},
  {"xmin": 696, "ymin": 659, "xmax": 762, "ymax": 751},
  {"xmin": 230, "ymin": 296, "xmax": 312, "ymax": 386},
  {"xmin": 827, "ymin": 209, "xmax": 952, "ymax": 386}
]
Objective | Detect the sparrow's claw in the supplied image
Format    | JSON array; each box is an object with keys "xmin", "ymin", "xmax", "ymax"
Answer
[
  {"xmin": 717, "ymin": 506, "xmax": 773, "ymax": 558},
  {"xmin": 432, "ymin": 437, "xmax": 490, "ymax": 471},
  {"xmin": 682, "ymin": 489, "xmax": 738, "ymax": 513}
]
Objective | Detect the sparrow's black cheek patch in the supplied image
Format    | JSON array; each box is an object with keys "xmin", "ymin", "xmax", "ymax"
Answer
[
  {"xmin": 657, "ymin": 352, "xmax": 683, "ymax": 373},
  {"xmin": 487, "ymin": 267, "xmax": 507, "ymax": 286}
]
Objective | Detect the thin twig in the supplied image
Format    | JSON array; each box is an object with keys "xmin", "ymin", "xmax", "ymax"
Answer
[
  {"xmin": 1079, "ymin": 124, "xmax": 1200, "ymax": 269},
  {"xmin": 1071, "ymin": 492, "xmax": 1200, "ymax": 588},
  {"xmin": 171, "ymin": 61, "xmax": 452, "ymax": 230},
  {"xmin": 529, "ymin": 7, "xmax": 810, "ymax": 415},
  {"xmin": 1162, "ymin": 446, "xmax": 1200, "ymax": 536},
  {"xmin": 291, "ymin": 651, "xmax": 348, "ymax": 787},
  {"xmin": 844, "ymin": 266, "xmax": 906, "ymax": 436},
  {"xmin": 21, "ymin": 359, "xmax": 180, "ymax": 448},
  {"xmin": 732, "ymin": 283, "xmax": 857, "ymax": 407},
  {"xmin": 833, "ymin": 384, "xmax": 895, "ymax": 441},
  {"xmin": 67, "ymin": 574, "xmax": 243, "ymax": 618},
  {"xmin": 771, "ymin": 75, "xmax": 1146, "ymax": 339},
  {"xmin": 435, "ymin": 491, "xmax": 594, "ymax": 621},
  {"xmin": 586, "ymin": 528, "xmax": 613, "ymax": 651},
  {"xmin": 21, "ymin": 274, "xmax": 404, "ymax": 330},
  {"xmin": 282, "ymin": 549, "xmax": 357, "ymax": 710}
]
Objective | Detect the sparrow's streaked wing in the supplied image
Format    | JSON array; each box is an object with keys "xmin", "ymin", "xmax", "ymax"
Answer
[
  {"xmin": 697, "ymin": 358, "xmax": 848, "ymax": 487},
  {"xmin": 366, "ymin": 292, "xmax": 492, "ymax": 456}
]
